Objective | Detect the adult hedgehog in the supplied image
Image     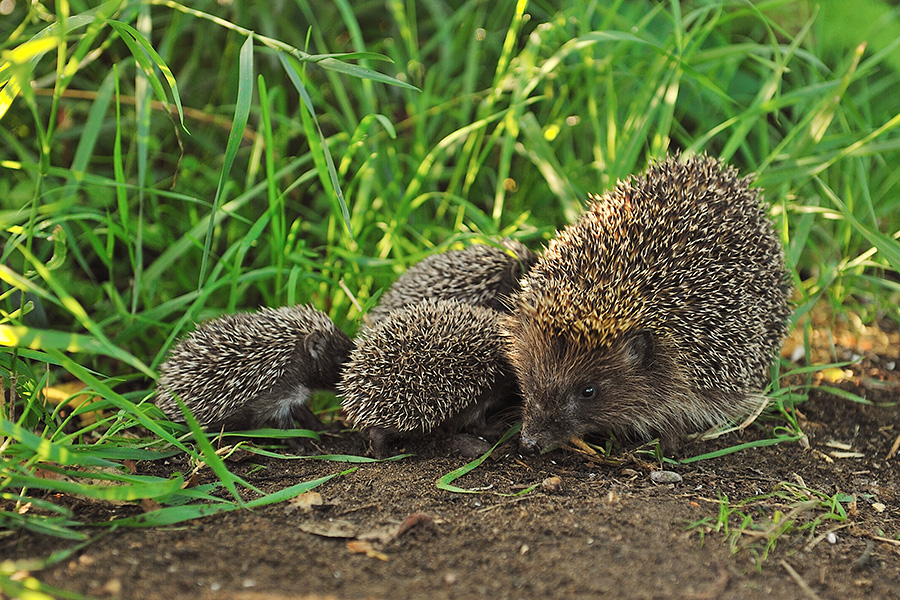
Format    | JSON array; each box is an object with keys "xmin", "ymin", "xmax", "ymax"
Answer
[{"xmin": 503, "ymin": 155, "xmax": 792, "ymax": 452}]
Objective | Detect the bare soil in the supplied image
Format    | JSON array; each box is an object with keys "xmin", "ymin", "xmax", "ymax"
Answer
[{"xmin": 4, "ymin": 344, "xmax": 900, "ymax": 600}]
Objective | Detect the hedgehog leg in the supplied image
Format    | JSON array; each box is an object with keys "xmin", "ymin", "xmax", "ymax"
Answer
[
  {"xmin": 445, "ymin": 433, "xmax": 493, "ymax": 458},
  {"xmin": 278, "ymin": 400, "xmax": 325, "ymax": 452},
  {"xmin": 289, "ymin": 402, "xmax": 324, "ymax": 431},
  {"xmin": 364, "ymin": 426, "xmax": 402, "ymax": 459}
]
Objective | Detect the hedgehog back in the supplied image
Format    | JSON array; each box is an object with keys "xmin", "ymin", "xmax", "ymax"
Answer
[
  {"xmin": 514, "ymin": 155, "xmax": 791, "ymax": 396},
  {"xmin": 340, "ymin": 299, "xmax": 510, "ymax": 433},
  {"xmin": 156, "ymin": 305, "xmax": 348, "ymax": 427},
  {"xmin": 367, "ymin": 239, "xmax": 538, "ymax": 324}
]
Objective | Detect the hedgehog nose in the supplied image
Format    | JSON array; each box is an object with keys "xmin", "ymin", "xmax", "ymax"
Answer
[{"xmin": 518, "ymin": 431, "xmax": 542, "ymax": 455}]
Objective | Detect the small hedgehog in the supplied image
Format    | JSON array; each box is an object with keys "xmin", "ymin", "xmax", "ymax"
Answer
[
  {"xmin": 155, "ymin": 305, "xmax": 353, "ymax": 435},
  {"xmin": 366, "ymin": 239, "xmax": 539, "ymax": 324},
  {"xmin": 503, "ymin": 155, "xmax": 792, "ymax": 452},
  {"xmin": 339, "ymin": 299, "xmax": 516, "ymax": 455}
]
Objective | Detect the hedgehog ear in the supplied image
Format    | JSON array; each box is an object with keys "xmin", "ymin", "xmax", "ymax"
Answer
[
  {"xmin": 506, "ymin": 259, "xmax": 523, "ymax": 282},
  {"xmin": 303, "ymin": 330, "xmax": 329, "ymax": 360},
  {"xmin": 623, "ymin": 329, "xmax": 654, "ymax": 368}
]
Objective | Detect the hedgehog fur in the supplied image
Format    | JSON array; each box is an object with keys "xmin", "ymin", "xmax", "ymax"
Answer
[
  {"xmin": 155, "ymin": 304, "xmax": 353, "ymax": 433},
  {"xmin": 340, "ymin": 299, "xmax": 516, "ymax": 454},
  {"xmin": 366, "ymin": 239, "xmax": 538, "ymax": 325},
  {"xmin": 503, "ymin": 154, "xmax": 792, "ymax": 452}
]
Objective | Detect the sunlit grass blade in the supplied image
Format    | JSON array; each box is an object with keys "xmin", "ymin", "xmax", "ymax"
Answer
[
  {"xmin": 107, "ymin": 20, "xmax": 189, "ymax": 132},
  {"xmin": 104, "ymin": 469, "xmax": 353, "ymax": 527},
  {"xmin": 0, "ymin": 419, "xmax": 118, "ymax": 467},
  {"xmin": 679, "ymin": 435, "xmax": 806, "ymax": 464},
  {"xmin": 0, "ymin": 38, "xmax": 58, "ymax": 120},
  {"xmin": 67, "ymin": 446, "xmax": 181, "ymax": 461},
  {"xmin": 150, "ymin": 0, "xmax": 417, "ymax": 90},
  {"xmin": 173, "ymin": 395, "xmax": 256, "ymax": 504},
  {"xmin": 0, "ymin": 325, "xmax": 142, "ymax": 367},
  {"xmin": 0, "ymin": 566, "xmax": 92, "ymax": 600},
  {"xmin": 814, "ymin": 385, "xmax": 880, "ymax": 405},
  {"xmin": 0, "ymin": 510, "xmax": 87, "ymax": 540},
  {"xmin": 200, "ymin": 33, "xmax": 254, "ymax": 288},
  {"xmin": 195, "ymin": 427, "xmax": 320, "ymax": 442},
  {"xmin": 42, "ymin": 349, "xmax": 189, "ymax": 452},
  {"xmin": 99, "ymin": 501, "xmax": 236, "ymax": 528},
  {"xmin": 436, "ymin": 423, "xmax": 528, "ymax": 494},
  {"xmin": 244, "ymin": 467, "xmax": 356, "ymax": 507},
  {"xmin": 278, "ymin": 51, "xmax": 353, "ymax": 236},
  {"xmin": 246, "ymin": 446, "xmax": 412, "ymax": 462},
  {"xmin": 6, "ymin": 246, "xmax": 154, "ymax": 378},
  {"xmin": 816, "ymin": 179, "xmax": 900, "ymax": 274},
  {"xmin": 5, "ymin": 471, "xmax": 184, "ymax": 502}
]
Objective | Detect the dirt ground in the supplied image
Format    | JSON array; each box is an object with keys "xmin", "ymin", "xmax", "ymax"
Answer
[{"xmin": 5, "ymin": 329, "xmax": 900, "ymax": 600}]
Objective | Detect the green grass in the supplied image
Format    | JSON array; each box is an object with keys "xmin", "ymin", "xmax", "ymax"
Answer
[
  {"xmin": 2, "ymin": 0, "xmax": 900, "ymax": 593},
  {"xmin": 688, "ymin": 482, "xmax": 854, "ymax": 567}
]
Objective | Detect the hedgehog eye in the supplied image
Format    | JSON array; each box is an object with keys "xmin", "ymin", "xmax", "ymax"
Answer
[{"xmin": 579, "ymin": 385, "xmax": 597, "ymax": 400}]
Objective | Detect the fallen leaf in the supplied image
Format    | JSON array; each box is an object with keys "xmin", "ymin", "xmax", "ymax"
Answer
[
  {"xmin": 888, "ymin": 434, "xmax": 900, "ymax": 459},
  {"xmin": 395, "ymin": 513, "xmax": 433, "ymax": 537},
  {"xmin": 820, "ymin": 368, "xmax": 853, "ymax": 383},
  {"xmin": 44, "ymin": 381, "xmax": 90, "ymax": 407},
  {"xmin": 299, "ymin": 519, "xmax": 357, "ymax": 538},
  {"xmin": 43, "ymin": 381, "xmax": 103, "ymax": 425},
  {"xmin": 567, "ymin": 437, "xmax": 598, "ymax": 455},
  {"xmin": 356, "ymin": 525, "xmax": 398, "ymax": 545},
  {"xmin": 347, "ymin": 540, "xmax": 388, "ymax": 561},
  {"xmin": 825, "ymin": 440, "xmax": 853, "ymax": 450},
  {"xmin": 223, "ymin": 449, "xmax": 254, "ymax": 463},
  {"xmin": 829, "ymin": 451, "xmax": 865, "ymax": 459},
  {"xmin": 286, "ymin": 492, "xmax": 324, "ymax": 514}
]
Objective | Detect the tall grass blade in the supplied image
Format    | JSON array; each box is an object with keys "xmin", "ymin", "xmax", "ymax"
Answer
[
  {"xmin": 278, "ymin": 51, "xmax": 353, "ymax": 236},
  {"xmin": 199, "ymin": 33, "xmax": 254, "ymax": 287}
]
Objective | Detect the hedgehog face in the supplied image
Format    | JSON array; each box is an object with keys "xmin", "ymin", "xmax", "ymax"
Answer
[
  {"xmin": 295, "ymin": 328, "xmax": 353, "ymax": 391},
  {"xmin": 517, "ymin": 330, "xmax": 659, "ymax": 452}
]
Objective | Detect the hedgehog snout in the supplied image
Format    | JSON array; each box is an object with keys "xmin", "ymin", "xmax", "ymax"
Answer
[
  {"xmin": 518, "ymin": 430, "xmax": 542, "ymax": 454},
  {"xmin": 519, "ymin": 401, "xmax": 563, "ymax": 454}
]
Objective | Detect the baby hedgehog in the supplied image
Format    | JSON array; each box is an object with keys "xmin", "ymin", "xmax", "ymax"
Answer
[
  {"xmin": 155, "ymin": 305, "xmax": 353, "ymax": 434},
  {"xmin": 339, "ymin": 299, "xmax": 516, "ymax": 455},
  {"xmin": 366, "ymin": 239, "xmax": 538, "ymax": 324},
  {"xmin": 503, "ymin": 154, "xmax": 792, "ymax": 452}
]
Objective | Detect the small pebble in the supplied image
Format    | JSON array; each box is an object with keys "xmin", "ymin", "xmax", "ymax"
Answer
[
  {"xmin": 650, "ymin": 470, "xmax": 682, "ymax": 484},
  {"xmin": 541, "ymin": 476, "xmax": 562, "ymax": 492},
  {"xmin": 100, "ymin": 579, "xmax": 122, "ymax": 596},
  {"xmin": 826, "ymin": 532, "xmax": 837, "ymax": 544}
]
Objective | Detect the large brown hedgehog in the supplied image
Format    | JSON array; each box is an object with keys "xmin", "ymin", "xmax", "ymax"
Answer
[
  {"xmin": 366, "ymin": 239, "xmax": 538, "ymax": 325},
  {"xmin": 155, "ymin": 305, "xmax": 353, "ymax": 434},
  {"xmin": 339, "ymin": 299, "xmax": 516, "ymax": 455},
  {"xmin": 503, "ymin": 155, "xmax": 792, "ymax": 452}
]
